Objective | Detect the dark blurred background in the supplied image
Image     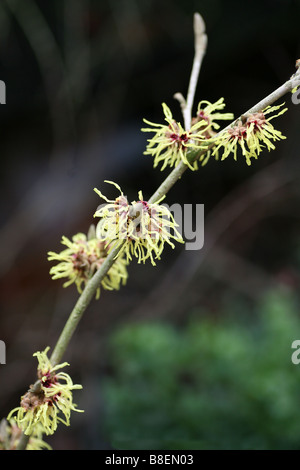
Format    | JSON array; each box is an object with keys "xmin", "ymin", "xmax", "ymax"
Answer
[{"xmin": 1, "ymin": 0, "xmax": 300, "ymax": 450}]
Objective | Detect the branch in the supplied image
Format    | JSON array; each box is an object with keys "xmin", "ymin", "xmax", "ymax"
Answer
[
  {"xmin": 49, "ymin": 66, "xmax": 300, "ymax": 366},
  {"xmin": 15, "ymin": 19, "xmax": 300, "ymax": 451}
]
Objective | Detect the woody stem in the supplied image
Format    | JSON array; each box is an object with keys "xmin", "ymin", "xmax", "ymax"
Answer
[
  {"xmin": 15, "ymin": 26, "xmax": 300, "ymax": 453},
  {"xmin": 49, "ymin": 243, "xmax": 125, "ymax": 366}
]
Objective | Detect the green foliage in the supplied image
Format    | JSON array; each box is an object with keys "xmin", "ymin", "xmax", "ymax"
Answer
[{"xmin": 102, "ymin": 290, "xmax": 300, "ymax": 449}]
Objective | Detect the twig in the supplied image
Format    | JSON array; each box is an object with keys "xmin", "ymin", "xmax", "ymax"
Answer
[
  {"xmin": 184, "ymin": 13, "xmax": 207, "ymax": 129},
  {"xmin": 174, "ymin": 13, "xmax": 207, "ymax": 130},
  {"xmin": 49, "ymin": 242, "xmax": 125, "ymax": 366}
]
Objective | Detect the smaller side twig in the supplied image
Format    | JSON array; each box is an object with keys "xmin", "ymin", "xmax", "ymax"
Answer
[{"xmin": 175, "ymin": 12, "xmax": 207, "ymax": 130}]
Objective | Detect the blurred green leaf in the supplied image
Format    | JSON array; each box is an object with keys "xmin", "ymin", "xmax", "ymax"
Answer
[{"xmin": 101, "ymin": 289, "xmax": 300, "ymax": 449}]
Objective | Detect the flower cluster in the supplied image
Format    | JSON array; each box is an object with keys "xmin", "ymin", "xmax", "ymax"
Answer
[
  {"xmin": 211, "ymin": 103, "xmax": 287, "ymax": 165},
  {"xmin": 142, "ymin": 102, "xmax": 210, "ymax": 170},
  {"xmin": 0, "ymin": 419, "xmax": 51, "ymax": 450},
  {"xmin": 142, "ymin": 99, "xmax": 233, "ymax": 170},
  {"xmin": 8, "ymin": 348, "xmax": 83, "ymax": 436},
  {"xmin": 94, "ymin": 181, "xmax": 184, "ymax": 266},
  {"xmin": 48, "ymin": 231, "xmax": 128, "ymax": 299}
]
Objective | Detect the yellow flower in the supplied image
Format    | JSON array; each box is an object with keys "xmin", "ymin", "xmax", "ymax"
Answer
[
  {"xmin": 48, "ymin": 230, "xmax": 128, "ymax": 299},
  {"xmin": 142, "ymin": 102, "xmax": 211, "ymax": 171},
  {"xmin": 94, "ymin": 181, "xmax": 184, "ymax": 266},
  {"xmin": 142, "ymin": 99, "xmax": 233, "ymax": 170},
  {"xmin": 192, "ymin": 98, "xmax": 234, "ymax": 165},
  {"xmin": 8, "ymin": 347, "xmax": 83, "ymax": 436},
  {"xmin": 212, "ymin": 103, "xmax": 287, "ymax": 166},
  {"xmin": 0, "ymin": 419, "xmax": 51, "ymax": 450}
]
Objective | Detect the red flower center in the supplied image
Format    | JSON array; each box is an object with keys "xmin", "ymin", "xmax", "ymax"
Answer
[
  {"xmin": 169, "ymin": 132, "xmax": 189, "ymax": 146},
  {"xmin": 197, "ymin": 110, "xmax": 210, "ymax": 123}
]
